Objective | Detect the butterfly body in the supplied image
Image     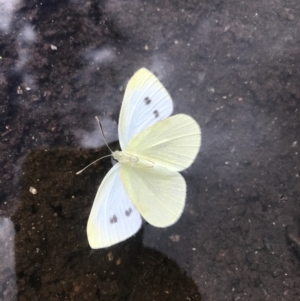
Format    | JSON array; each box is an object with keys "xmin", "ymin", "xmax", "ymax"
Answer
[
  {"xmin": 87, "ymin": 68, "xmax": 201, "ymax": 249},
  {"xmin": 112, "ymin": 151, "xmax": 154, "ymax": 168}
]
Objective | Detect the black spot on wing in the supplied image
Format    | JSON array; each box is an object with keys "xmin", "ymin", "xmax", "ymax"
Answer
[
  {"xmin": 125, "ymin": 208, "xmax": 132, "ymax": 216},
  {"xmin": 153, "ymin": 110, "xmax": 159, "ymax": 118},
  {"xmin": 144, "ymin": 97, "xmax": 151, "ymax": 105},
  {"xmin": 110, "ymin": 215, "xmax": 118, "ymax": 223}
]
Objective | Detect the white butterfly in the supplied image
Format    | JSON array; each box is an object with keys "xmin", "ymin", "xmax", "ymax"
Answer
[{"xmin": 87, "ymin": 68, "xmax": 201, "ymax": 248}]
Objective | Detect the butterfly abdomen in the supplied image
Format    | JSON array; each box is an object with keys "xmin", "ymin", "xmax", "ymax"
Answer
[{"xmin": 113, "ymin": 150, "xmax": 155, "ymax": 168}]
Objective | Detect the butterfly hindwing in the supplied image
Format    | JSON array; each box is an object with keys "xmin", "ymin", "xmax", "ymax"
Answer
[
  {"xmin": 87, "ymin": 163, "xmax": 142, "ymax": 249},
  {"xmin": 120, "ymin": 164, "xmax": 186, "ymax": 228},
  {"xmin": 124, "ymin": 114, "xmax": 201, "ymax": 172},
  {"xmin": 118, "ymin": 68, "xmax": 173, "ymax": 149}
]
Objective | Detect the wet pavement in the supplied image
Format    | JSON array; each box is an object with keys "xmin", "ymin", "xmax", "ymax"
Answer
[{"xmin": 1, "ymin": 0, "xmax": 300, "ymax": 300}]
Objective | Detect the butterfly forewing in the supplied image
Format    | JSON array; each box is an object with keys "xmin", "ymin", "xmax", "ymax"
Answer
[
  {"xmin": 118, "ymin": 68, "xmax": 173, "ymax": 149},
  {"xmin": 120, "ymin": 164, "xmax": 186, "ymax": 227},
  {"xmin": 124, "ymin": 114, "xmax": 201, "ymax": 172},
  {"xmin": 87, "ymin": 163, "xmax": 142, "ymax": 249}
]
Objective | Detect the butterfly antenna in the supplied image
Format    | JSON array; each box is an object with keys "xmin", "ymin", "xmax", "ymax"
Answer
[
  {"xmin": 95, "ymin": 116, "xmax": 114, "ymax": 154},
  {"xmin": 76, "ymin": 154, "xmax": 112, "ymax": 175},
  {"xmin": 76, "ymin": 116, "xmax": 114, "ymax": 175}
]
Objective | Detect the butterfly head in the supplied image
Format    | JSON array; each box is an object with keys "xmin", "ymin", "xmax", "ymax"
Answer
[{"xmin": 112, "ymin": 150, "xmax": 122, "ymax": 162}]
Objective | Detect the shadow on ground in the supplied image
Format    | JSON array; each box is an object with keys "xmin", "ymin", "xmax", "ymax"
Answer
[{"xmin": 11, "ymin": 147, "xmax": 201, "ymax": 301}]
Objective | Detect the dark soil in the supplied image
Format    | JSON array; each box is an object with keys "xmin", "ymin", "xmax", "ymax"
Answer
[{"xmin": 1, "ymin": 0, "xmax": 300, "ymax": 300}]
